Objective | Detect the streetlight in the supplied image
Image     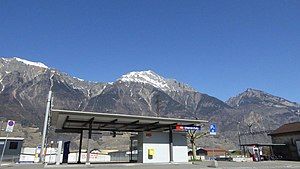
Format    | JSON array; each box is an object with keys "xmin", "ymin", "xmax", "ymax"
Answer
[
  {"xmin": 237, "ymin": 122, "xmax": 242, "ymax": 151},
  {"xmin": 40, "ymin": 91, "xmax": 52, "ymax": 162},
  {"xmin": 237, "ymin": 121, "xmax": 246, "ymax": 156}
]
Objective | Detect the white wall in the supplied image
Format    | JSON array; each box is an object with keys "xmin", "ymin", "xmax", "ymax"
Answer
[
  {"xmin": 143, "ymin": 143, "xmax": 170, "ymax": 163},
  {"xmin": 173, "ymin": 146, "xmax": 188, "ymax": 162},
  {"xmin": 142, "ymin": 132, "xmax": 170, "ymax": 163},
  {"xmin": 139, "ymin": 132, "xmax": 188, "ymax": 163},
  {"xmin": 19, "ymin": 149, "xmax": 110, "ymax": 164},
  {"xmin": 173, "ymin": 132, "xmax": 188, "ymax": 162}
]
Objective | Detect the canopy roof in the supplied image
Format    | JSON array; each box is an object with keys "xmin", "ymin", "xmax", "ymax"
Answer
[
  {"xmin": 269, "ymin": 122, "xmax": 300, "ymax": 136},
  {"xmin": 51, "ymin": 109, "xmax": 208, "ymax": 133},
  {"xmin": 0, "ymin": 137, "xmax": 24, "ymax": 141},
  {"xmin": 240, "ymin": 143, "xmax": 286, "ymax": 147}
]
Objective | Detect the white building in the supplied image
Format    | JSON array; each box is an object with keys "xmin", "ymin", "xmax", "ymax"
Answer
[
  {"xmin": 50, "ymin": 109, "xmax": 207, "ymax": 164},
  {"xmin": 132, "ymin": 132, "xmax": 188, "ymax": 163}
]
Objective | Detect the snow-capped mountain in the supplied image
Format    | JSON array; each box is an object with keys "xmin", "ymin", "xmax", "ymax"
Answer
[
  {"xmin": 2, "ymin": 57, "xmax": 48, "ymax": 69},
  {"xmin": 119, "ymin": 70, "xmax": 195, "ymax": 92},
  {"xmin": 0, "ymin": 57, "xmax": 299, "ymax": 149},
  {"xmin": 0, "ymin": 57, "xmax": 227, "ymax": 126},
  {"xmin": 119, "ymin": 70, "xmax": 171, "ymax": 90}
]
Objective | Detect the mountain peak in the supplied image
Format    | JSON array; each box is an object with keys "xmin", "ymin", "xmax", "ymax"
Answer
[
  {"xmin": 1, "ymin": 57, "xmax": 48, "ymax": 69},
  {"xmin": 245, "ymin": 88, "xmax": 264, "ymax": 93},
  {"xmin": 121, "ymin": 70, "xmax": 160, "ymax": 77},
  {"xmin": 227, "ymin": 88, "xmax": 300, "ymax": 108},
  {"xmin": 118, "ymin": 70, "xmax": 195, "ymax": 92},
  {"xmin": 118, "ymin": 70, "xmax": 170, "ymax": 90}
]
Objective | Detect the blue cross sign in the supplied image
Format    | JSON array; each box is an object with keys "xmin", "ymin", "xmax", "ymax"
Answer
[{"xmin": 210, "ymin": 124, "xmax": 217, "ymax": 135}]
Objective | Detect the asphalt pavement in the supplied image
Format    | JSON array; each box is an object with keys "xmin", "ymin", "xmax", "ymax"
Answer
[{"xmin": 1, "ymin": 161, "xmax": 300, "ymax": 169}]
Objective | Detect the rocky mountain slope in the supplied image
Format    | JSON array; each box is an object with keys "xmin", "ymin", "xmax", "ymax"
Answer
[
  {"xmin": 0, "ymin": 57, "xmax": 299, "ymax": 149},
  {"xmin": 227, "ymin": 88, "xmax": 299, "ymax": 109},
  {"xmin": 226, "ymin": 88, "xmax": 300, "ymax": 132}
]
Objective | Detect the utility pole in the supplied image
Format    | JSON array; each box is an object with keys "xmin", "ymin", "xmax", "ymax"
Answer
[
  {"xmin": 237, "ymin": 121, "xmax": 246, "ymax": 156},
  {"xmin": 40, "ymin": 91, "xmax": 52, "ymax": 163},
  {"xmin": 237, "ymin": 122, "xmax": 242, "ymax": 150}
]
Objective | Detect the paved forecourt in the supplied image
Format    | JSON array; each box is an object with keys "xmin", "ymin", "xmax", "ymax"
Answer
[{"xmin": 1, "ymin": 161, "xmax": 300, "ymax": 169}]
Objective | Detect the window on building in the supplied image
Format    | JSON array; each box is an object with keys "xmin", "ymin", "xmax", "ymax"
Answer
[{"xmin": 9, "ymin": 142, "xmax": 18, "ymax": 149}]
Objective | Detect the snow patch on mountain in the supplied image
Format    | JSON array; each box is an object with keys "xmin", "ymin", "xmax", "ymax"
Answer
[
  {"xmin": 2, "ymin": 57, "xmax": 48, "ymax": 68},
  {"xmin": 0, "ymin": 77, "xmax": 4, "ymax": 93},
  {"xmin": 119, "ymin": 70, "xmax": 172, "ymax": 90},
  {"xmin": 119, "ymin": 70, "xmax": 195, "ymax": 92},
  {"xmin": 14, "ymin": 57, "xmax": 48, "ymax": 68},
  {"xmin": 73, "ymin": 77, "xmax": 84, "ymax": 81}
]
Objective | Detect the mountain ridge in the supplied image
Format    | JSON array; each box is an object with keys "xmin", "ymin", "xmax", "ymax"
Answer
[
  {"xmin": 227, "ymin": 88, "xmax": 300, "ymax": 108},
  {"xmin": 0, "ymin": 56, "xmax": 299, "ymax": 149}
]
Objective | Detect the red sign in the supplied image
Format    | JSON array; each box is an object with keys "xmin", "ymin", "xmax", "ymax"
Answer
[
  {"xmin": 176, "ymin": 125, "xmax": 184, "ymax": 131},
  {"xmin": 176, "ymin": 124, "xmax": 201, "ymax": 131}
]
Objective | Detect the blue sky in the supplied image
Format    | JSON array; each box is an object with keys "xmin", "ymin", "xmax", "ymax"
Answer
[{"xmin": 0, "ymin": 0, "xmax": 299, "ymax": 102}]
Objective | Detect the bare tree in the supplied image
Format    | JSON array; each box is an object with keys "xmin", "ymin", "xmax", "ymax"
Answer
[{"xmin": 187, "ymin": 130, "xmax": 208, "ymax": 160}]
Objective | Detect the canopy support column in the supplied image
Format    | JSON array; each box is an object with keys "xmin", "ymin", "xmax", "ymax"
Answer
[
  {"xmin": 169, "ymin": 125, "xmax": 173, "ymax": 163},
  {"xmin": 86, "ymin": 119, "xmax": 93, "ymax": 165},
  {"xmin": 77, "ymin": 130, "xmax": 83, "ymax": 164},
  {"xmin": 130, "ymin": 138, "xmax": 133, "ymax": 162}
]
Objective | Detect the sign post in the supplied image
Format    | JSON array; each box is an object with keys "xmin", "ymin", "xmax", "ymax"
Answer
[
  {"xmin": 0, "ymin": 120, "xmax": 15, "ymax": 166},
  {"xmin": 210, "ymin": 124, "xmax": 217, "ymax": 160},
  {"xmin": 208, "ymin": 123, "xmax": 218, "ymax": 167}
]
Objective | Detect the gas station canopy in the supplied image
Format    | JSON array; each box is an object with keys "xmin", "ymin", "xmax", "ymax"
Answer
[
  {"xmin": 240, "ymin": 143, "xmax": 286, "ymax": 147},
  {"xmin": 51, "ymin": 109, "xmax": 208, "ymax": 133}
]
